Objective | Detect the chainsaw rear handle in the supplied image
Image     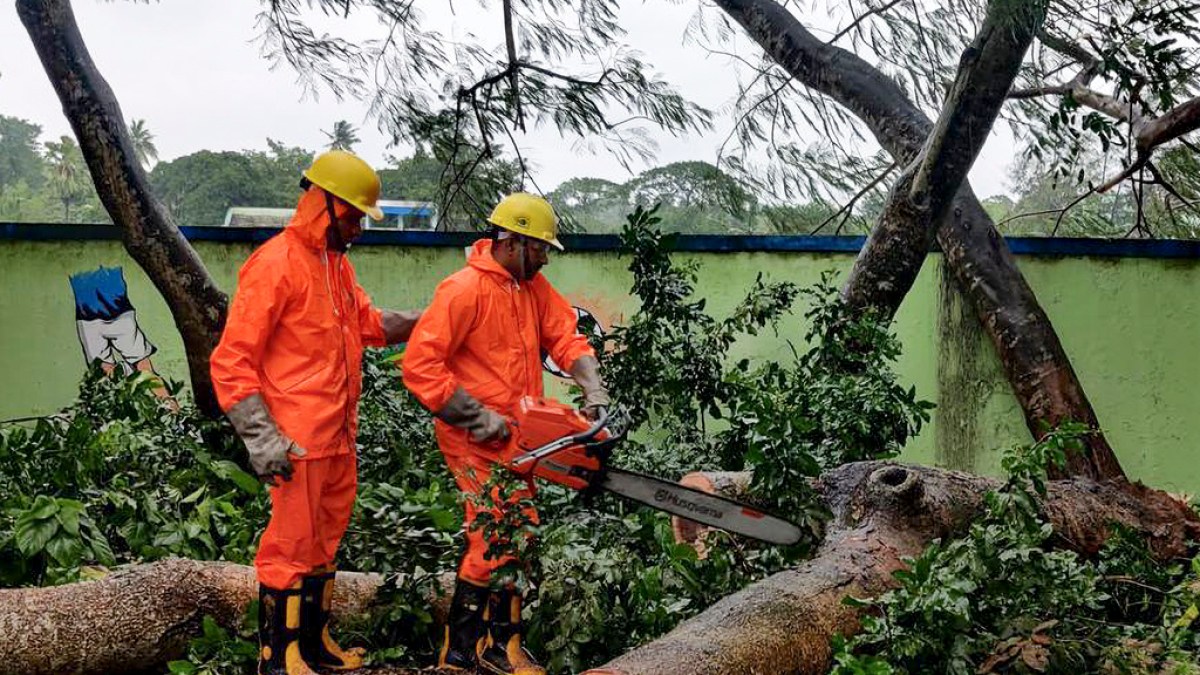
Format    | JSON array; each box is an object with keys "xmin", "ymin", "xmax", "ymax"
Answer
[
  {"xmin": 508, "ymin": 408, "xmax": 612, "ymax": 470},
  {"xmin": 569, "ymin": 407, "xmax": 611, "ymax": 444}
]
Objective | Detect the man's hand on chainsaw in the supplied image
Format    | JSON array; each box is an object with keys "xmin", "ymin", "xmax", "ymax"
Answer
[
  {"xmin": 470, "ymin": 408, "xmax": 510, "ymax": 443},
  {"xmin": 436, "ymin": 387, "xmax": 510, "ymax": 443},
  {"xmin": 581, "ymin": 404, "xmax": 606, "ymax": 422}
]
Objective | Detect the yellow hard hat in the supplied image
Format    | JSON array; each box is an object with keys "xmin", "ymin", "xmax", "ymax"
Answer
[
  {"xmin": 303, "ymin": 150, "xmax": 384, "ymax": 221},
  {"xmin": 488, "ymin": 192, "xmax": 563, "ymax": 250}
]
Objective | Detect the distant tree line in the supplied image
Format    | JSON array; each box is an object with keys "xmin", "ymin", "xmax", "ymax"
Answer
[{"xmin": 5, "ymin": 112, "xmax": 1199, "ymax": 237}]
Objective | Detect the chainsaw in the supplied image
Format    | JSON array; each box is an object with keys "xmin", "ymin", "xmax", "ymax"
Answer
[{"xmin": 498, "ymin": 396, "xmax": 803, "ymax": 546}]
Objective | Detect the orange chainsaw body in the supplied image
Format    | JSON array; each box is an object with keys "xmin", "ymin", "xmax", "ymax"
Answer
[{"xmin": 499, "ymin": 396, "xmax": 608, "ymax": 490}]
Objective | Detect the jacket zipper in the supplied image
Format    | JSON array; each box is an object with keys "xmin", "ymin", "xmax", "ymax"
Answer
[
  {"xmin": 322, "ymin": 251, "xmax": 355, "ymax": 453},
  {"xmin": 511, "ymin": 281, "xmax": 532, "ymax": 395}
]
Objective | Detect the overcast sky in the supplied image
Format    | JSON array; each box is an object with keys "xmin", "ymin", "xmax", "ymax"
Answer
[{"xmin": 2, "ymin": 0, "xmax": 1018, "ymax": 200}]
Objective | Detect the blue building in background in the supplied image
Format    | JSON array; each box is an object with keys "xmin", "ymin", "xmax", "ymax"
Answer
[{"xmin": 376, "ymin": 200, "xmax": 437, "ymax": 230}]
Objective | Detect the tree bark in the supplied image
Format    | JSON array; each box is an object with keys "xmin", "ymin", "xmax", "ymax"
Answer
[
  {"xmin": 17, "ymin": 0, "xmax": 228, "ymax": 417},
  {"xmin": 714, "ymin": 0, "xmax": 1123, "ymax": 480},
  {"xmin": 0, "ymin": 558, "xmax": 453, "ymax": 675},
  {"xmin": 843, "ymin": 0, "xmax": 1047, "ymax": 315},
  {"xmin": 583, "ymin": 462, "xmax": 1198, "ymax": 675}
]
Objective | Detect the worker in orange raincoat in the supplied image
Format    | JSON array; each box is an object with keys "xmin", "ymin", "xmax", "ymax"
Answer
[
  {"xmin": 403, "ymin": 193, "xmax": 610, "ymax": 675},
  {"xmin": 210, "ymin": 150, "xmax": 422, "ymax": 675}
]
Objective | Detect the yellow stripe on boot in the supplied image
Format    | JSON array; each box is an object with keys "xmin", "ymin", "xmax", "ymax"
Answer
[
  {"xmin": 478, "ymin": 588, "xmax": 545, "ymax": 675},
  {"xmin": 300, "ymin": 565, "xmax": 366, "ymax": 671},
  {"xmin": 258, "ymin": 583, "xmax": 319, "ymax": 675}
]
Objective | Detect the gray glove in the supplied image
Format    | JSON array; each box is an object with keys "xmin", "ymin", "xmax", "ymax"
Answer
[
  {"xmin": 382, "ymin": 309, "xmax": 423, "ymax": 345},
  {"xmin": 436, "ymin": 387, "xmax": 510, "ymax": 443},
  {"xmin": 226, "ymin": 393, "xmax": 306, "ymax": 485},
  {"xmin": 570, "ymin": 355, "xmax": 611, "ymax": 421}
]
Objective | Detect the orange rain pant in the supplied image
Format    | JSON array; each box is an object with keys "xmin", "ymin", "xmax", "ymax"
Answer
[
  {"xmin": 256, "ymin": 454, "xmax": 358, "ymax": 590},
  {"xmin": 444, "ymin": 452, "xmax": 539, "ymax": 586}
]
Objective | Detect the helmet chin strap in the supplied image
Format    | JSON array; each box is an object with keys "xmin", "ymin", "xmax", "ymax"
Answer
[
  {"xmin": 496, "ymin": 230, "xmax": 526, "ymax": 281},
  {"xmin": 324, "ymin": 191, "xmax": 349, "ymax": 252},
  {"xmin": 521, "ymin": 241, "xmax": 537, "ymax": 280}
]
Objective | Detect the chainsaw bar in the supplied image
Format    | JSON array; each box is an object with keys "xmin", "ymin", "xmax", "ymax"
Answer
[{"xmin": 539, "ymin": 458, "xmax": 802, "ymax": 545}]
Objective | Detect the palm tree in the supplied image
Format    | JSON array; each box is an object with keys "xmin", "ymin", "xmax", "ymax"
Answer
[
  {"xmin": 44, "ymin": 136, "xmax": 88, "ymax": 221},
  {"xmin": 323, "ymin": 120, "xmax": 360, "ymax": 152},
  {"xmin": 128, "ymin": 119, "xmax": 158, "ymax": 168}
]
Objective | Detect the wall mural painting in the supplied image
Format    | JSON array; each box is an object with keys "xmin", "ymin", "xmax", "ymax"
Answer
[{"xmin": 68, "ymin": 266, "xmax": 172, "ymax": 401}]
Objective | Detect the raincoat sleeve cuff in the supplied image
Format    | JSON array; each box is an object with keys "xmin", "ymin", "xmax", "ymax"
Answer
[
  {"xmin": 358, "ymin": 307, "xmax": 384, "ymax": 347},
  {"xmin": 559, "ymin": 344, "xmax": 597, "ymax": 376}
]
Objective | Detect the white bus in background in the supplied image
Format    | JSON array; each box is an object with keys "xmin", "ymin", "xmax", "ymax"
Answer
[
  {"xmin": 222, "ymin": 207, "xmax": 293, "ymax": 228},
  {"xmin": 222, "ymin": 200, "xmax": 437, "ymax": 230}
]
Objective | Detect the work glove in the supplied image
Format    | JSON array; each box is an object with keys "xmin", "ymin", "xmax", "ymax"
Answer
[
  {"xmin": 436, "ymin": 387, "xmax": 510, "ymax": 443},
  {"xmin": 570, "ymin": 355, "xmax": 611, "ymax": 422},
  {"xmin": 381, "ymin": 309, "xmax": 423, "ymax": 345},
  {"xmin": 225, "ymin": 393, "xmax": 306, "ymax": 485}
]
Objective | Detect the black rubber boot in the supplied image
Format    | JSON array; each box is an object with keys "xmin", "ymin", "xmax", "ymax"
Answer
[
  {"xmin": 478, "ymin": 587, "xmax": 545, "ymax": 675},
  {"xmin": 300, "ymin": 566, "xmax": 366, "ymax": 672},
  {"xmin": 438, "ymin": 577, "xmax": 491, "ymax": 670},
  {"xmin": 259, "ymin": 583, "xmax": 319, "ymax": 675}
]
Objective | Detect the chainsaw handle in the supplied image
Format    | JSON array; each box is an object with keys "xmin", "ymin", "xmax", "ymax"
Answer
[
  {"xmin": 508, "ymin": 408, "xmax": 612, "ymax": 470},
  {"xmin": 573, "ymin": 407, "xmax": 610, "ymax": 443}
]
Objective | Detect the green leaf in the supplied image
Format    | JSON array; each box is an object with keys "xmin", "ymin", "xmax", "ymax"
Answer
[
  {"xmin": 181, "ymin": 485, "xmax": 207, "ymax": 505},
  {"xmin": 15, "ymin": 514, "xmax": 59, "ymax": 556},
  {"xmin": 83, "ymin": 522, "xmax": 117, "ymax": 567},
  {"xmin": 56, "ymin": 502, "xmax": 82, "ymax": 537},
  {"xmin": 429, "ymin": 508, "xmax": 460, "ymax": 531},
  {"xmin": 211, "ymin": 460, "xmax": 262, "ymax": 495},
  {"xmin": 45, "ymin": 534, "xmax": 84, "ymax": 566},
  {"xmin": 26, "ymin": 495, "xmax": 60, "ymax": 521}
]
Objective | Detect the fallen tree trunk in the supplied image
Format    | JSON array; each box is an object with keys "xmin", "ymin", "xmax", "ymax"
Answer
[
  {"xmin": 0, "ymin": 558, "xmax": 452, "ymax": 675},
  {"xmin": 6, "ymin": 463, "xmax": 1194, "ymax": 675},
  {"xmin": 585, "ymin": 461, "xmax": 1198, "ymax": 675}
]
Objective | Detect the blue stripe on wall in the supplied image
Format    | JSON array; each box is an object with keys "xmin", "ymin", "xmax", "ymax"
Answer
[{"xmin": 3, "ymin": 222, "xmax": 1199, "ymax": 259}]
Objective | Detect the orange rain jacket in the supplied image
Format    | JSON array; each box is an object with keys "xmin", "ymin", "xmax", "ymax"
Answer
[
  {"xmin": 211, "ymin": 189, "xmax": 387, "ymax": 459},
  {"xmin": 402, "ymin": 239, "xmax": 594, "ymax": 457}
]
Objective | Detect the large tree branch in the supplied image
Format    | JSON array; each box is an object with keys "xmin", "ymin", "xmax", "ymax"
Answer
[
  {"xmin": 1019, "ymin": 31, "xmax": 1200, "ymax": 195},
  {"xmin": 714, "ymin": 0, "xmax": 1121, "ymax": 479},
  {"xmin": 1036, "ymin": 29, "xmax": 1148, "ymax": 88},
  {"xmin": 1137, "ymin": 94, "xmax": 1200, "ymax": 152},
  {"xmin": 843, "ymin": 0, "xmax": 1047, "ymax": 314},
  {"xmin": 909, "ymin": 2, "xmax": 1048, "ymax": 200},
  {"xmin": 1037, "ymin": 29, "xmax": 1099, "ymax": 72},
  {"xmin": 17, "ymin": 0, "xmax": 227, "ymax": 416},
  {"xmin": 1091, "ymin": 94, "xmax": 1200, "ymax": 193}
]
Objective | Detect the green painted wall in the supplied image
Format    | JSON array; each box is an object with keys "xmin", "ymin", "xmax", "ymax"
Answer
[{"xmin": 1, "ymin": 238, "xmax": 1194, "ymax": 492}]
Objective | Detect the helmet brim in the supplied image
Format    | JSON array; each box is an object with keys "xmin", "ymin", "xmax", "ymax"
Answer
[{"xmin": 488, "ymin": 218, "xmax": 565, "ymax": 251}]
